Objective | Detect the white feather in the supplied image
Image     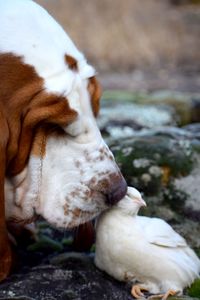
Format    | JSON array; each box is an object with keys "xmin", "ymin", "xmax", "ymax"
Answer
[{"xmin": 140, "ymin": 217, "xmax": 187, "ymax": 248}]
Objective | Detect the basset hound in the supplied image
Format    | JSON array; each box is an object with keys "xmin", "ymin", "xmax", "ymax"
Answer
[{"xmin": 0, "ymin": 0, "xmax": 127, "ymax": 281}]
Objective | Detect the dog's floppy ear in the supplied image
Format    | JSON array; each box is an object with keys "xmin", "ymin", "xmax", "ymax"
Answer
[
  {"xmin": 72, "ymin": 221, "xmax": 95, "ymax": 252},
  {"xmin": 7, "ymin": 90, "xmax": 78, "ymax": 176},
  {"xmin": 0, "ymin": 109, "xmax": 12, "ymax": 282},
  {"xmin": 88, "ymin": 77, "xmax": 102, "ymax": 117}
]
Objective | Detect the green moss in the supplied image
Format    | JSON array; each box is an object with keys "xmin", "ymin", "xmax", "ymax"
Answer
[
  {"xmin": 191, "ymin": 140, "xmax": 200, "ymax": 153},
  {"xmin": 162, "ymin": 184, "xmax": 188, "ymax": 214},
  {"xmin": 62, "ymin": 289, "xmax": 79, "ymax": 299},
  {"xmin": 61, "ymin": 237, "xmax": 73, "ymax": 246},
  {"xmin": 111, "ymin": 135, "xmax": 196, "ymax": 198},
  {"xmin": 27, "ymin": 234, "xmax": 63, "ymax": 252},
  {"xmin": 112, "ymin": 135, "xmax": 194, "ymax": 179},
  {"xmin": 36, "ymin": 220, "xmax": 50, "ymax": 229},
  {"xmin": 102, "ymin": 90, "xmax": 195, "ymax": 126},
  {"xmin": 194, "ymin": 248, "xmax": 200, "ymax": 258},
  {"xmin": 90, "ymin": 244, "xmax": 96, "ymax": 253},
  {"xmin": 148, "ymin": 96, "xmax": 191, "ymax": 126},
  {"xmin": 187, "ymin": 279, "xmax": 200, "ymax": 298},
  {"xmin": 102, "ymin": 90, "xmax": 147, "ymax": 103}
]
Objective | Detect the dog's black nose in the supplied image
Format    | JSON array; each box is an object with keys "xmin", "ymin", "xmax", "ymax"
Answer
[{"xmin": 106, "ymin": 177, "xmax": 127, "ymax": 206}]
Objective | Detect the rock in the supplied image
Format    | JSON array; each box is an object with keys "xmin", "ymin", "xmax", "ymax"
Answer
[
  {"xmin": 146, "ymin": 90, "xmax": 196, "ymax": 125},
  {"xmin": 100, "ymin": 91, "xmax": 200, "ymax": 138},
  {"xmin": 50, "ymin": 252, "xmax": 94, "ymax": 269},
  {"xmin": 98, "ymin": 101, "xmax": 176, "ymax": 139},
  {"xmin": 191, "ymin": 98, "xmax": 200, "ymax": 123},
  {"xmin": 187, "ymin": 279, "xmax": 200, "ymax": 299},
  {"xmin": 0, "ymin": 254, "xmax": 133, "ymax": 300},
  {"xmin": 1, "ymin": 252, "xmax": 198, "ymax": 300},
  {"xmin": 183, "ymin": 123, "xmax": 200, "ymax": 140},
  {"xmin": 111, "ymin": 132, "xmax": 195, "ymax": 193},
  {"xmin": 0, "ymin": 297, "xmax": 35, "ymax": 300}
]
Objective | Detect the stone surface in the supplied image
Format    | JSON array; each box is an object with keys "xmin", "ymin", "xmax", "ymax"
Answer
[
  {"xmin": 0, "ymin": 252, "xmax": 199, "ymax": 300},
  {"xmin": 100, "ymin": 91, "xmax": 200, "ymax": 136},
  {"xmin": 0, "ymin": 253, "xmax": 133, "ymax": 300}
]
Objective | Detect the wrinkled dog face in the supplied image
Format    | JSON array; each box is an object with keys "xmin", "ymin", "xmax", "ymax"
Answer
[
  {"xmin": 5, "ymin": 72, "xmax": 126, "ymax": 228},
  {"xmin": 3, "ymin": 0, "xmax": 127, "ymax": 228}
]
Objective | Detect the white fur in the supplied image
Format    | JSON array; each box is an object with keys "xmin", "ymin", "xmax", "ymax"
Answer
[{"xmin": 0, "ymin": 0, "xmax": 95, "ymax": 96}]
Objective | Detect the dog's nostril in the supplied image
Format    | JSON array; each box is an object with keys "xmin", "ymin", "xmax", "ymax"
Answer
[{"xmin": 106, "ymin": 177, "xmax": 127, "ymax": 206}]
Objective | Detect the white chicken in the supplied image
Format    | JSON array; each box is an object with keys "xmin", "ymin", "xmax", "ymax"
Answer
[{"xmin": 95, "ymin": 187, "xmax": 200, "ymax": 299}]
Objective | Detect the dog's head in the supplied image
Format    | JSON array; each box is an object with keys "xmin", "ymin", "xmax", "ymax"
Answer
[
  {"xmin": 1, "ymin": 0, "xmax": 127, "ymax": 229},
  {"xmin": 4, "ymin": 56, "xmax": 127, "ymax": 229}
]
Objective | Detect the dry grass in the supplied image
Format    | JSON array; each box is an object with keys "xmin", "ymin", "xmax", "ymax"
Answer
[{"xmin": 36, "ymin": 0, "xmax": 199, "ymax": 71}]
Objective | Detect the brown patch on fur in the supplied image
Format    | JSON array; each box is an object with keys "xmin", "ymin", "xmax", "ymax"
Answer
[
  {"xmin": 90, "ymin": 172, "xmax": 125, "ymax": 196},
  {"xmin": 83, "ymin": 149, "xmax": 92, "ymax": 162},
  {"xmin": 109, "ymin": 154, "xmax": 114, "ymax": 161},
  {"xmin": 65, "ymin": 54, "xmax": 78, "ymax": 71},
  {"xmin": 90, "ymin": 177, "xmax": 97, "ymax": 185},
  {"xmin": 88, "ymin": 77, "xmax": 101, "ymax": 117},
  {"xmin": 84, "ymin": 189, "xmax": 92, "ymax": 197},
  {"xmin": 0, "ymin": 107, "xmax": 12, "ymax": 281},
  {"xmin": 31, "ymin": 127, "xmax": 47, "ymax": 157},
  {"xmin": 73, "ymin": 208, "xmax": 82, "ymax": 218},
  {"xmin": 74, "ymin": 160, "xmax": 81, "ymax": 168},
  {"xmin": 99, "ymin": 147, "xmax": 104, "ymax": 154},
  {"xmin": 65, "ymin": 56, "xmax": 101, "ymax": 118},
  {"xmin": 95, "ymin": 178, "xmax": 110, "ymax": 191},
  {"xmin": 10, "ymin": 90, "xmax": 78, "ymax": 176},
  {"xmin": 70, "ymin": 191, "xmax": 79, "ymax": 198},
  {"xmin": 7, "ymin": 215, "xmax": 37, "ymax": 226},
  {"xmin": 99, "ymin": 147, "xmax": 113, "ymax": 160},
  {"xmin": 0, "ymin": 53, "xmax": 77, "ymax": 175},
  {"xmin": 31, "ymin": 124, "xmax": 68, "ymax": 158},
  {"xmin": 63, "ymin": 203, "xmax": 69, "ymax": 216},
  {"xmin": 79, "ymin": 168, "xmax": 84, "ymax": 175}
]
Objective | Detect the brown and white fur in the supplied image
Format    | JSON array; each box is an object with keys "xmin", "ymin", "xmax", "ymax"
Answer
[{"xmin": 0, "ymin": 0, "xmax": 127, "ymax": 281}]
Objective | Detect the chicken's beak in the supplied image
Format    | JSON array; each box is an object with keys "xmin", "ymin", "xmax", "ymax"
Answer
[
  {"xmin": 134, "ymin": 197, "xmax": 147, "ymax": 207},
  {"xmin": 140, "ymin": 198, "xmax": 147, "ymax": 207}
]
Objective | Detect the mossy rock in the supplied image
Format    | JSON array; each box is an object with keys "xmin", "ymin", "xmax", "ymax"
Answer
[
  {"xmin": 111, "ymin": 134, "xmax": 194, "ymax": 195},
  {"xmin": 187, "ymin": 279, "xmax": 200, "ymax": 299},
  {"xmin": 27, "ymin": 234, "xmax": 63, "ymax": 252},
  {"xmin": 102, "ymin": 90, "xmax": 200, "ymax": 126},
  {"xmin": 99, "ymin": 100, "xmax": 176, "ymax": 136},
  {"xmin": 110, "ymin": 129, "xmax": 200, "ymax": 228}
]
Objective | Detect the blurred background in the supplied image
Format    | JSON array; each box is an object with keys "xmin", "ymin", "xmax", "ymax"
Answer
[{"xmin": 36, "ymin": 0, "xmax": 200, "ymax": 91}]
